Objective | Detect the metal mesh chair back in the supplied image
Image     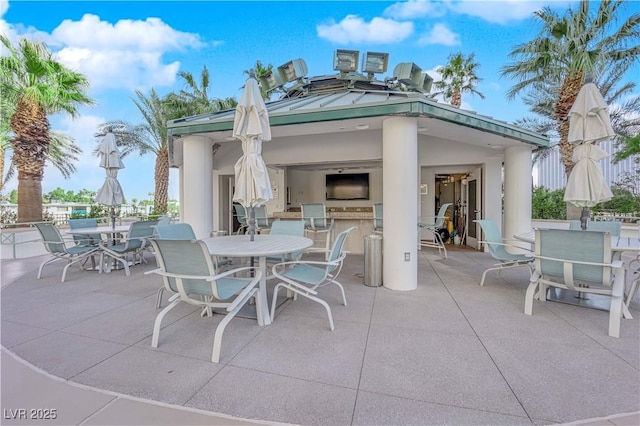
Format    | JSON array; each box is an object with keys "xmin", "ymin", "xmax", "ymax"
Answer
[
  {"xmin": 373, "ymin": 203, "xmax": 383, "ymax": 231},
  {"xmin": 155, "ymin": 223, "xmax": 196, "ymax": 240},
  {"xmin": 536, "ymin": 228, "xmax": 611, "ymax": 284},
  {"xmin": 301, "ymin": 203, "xmax": 327, "ymax": 229},
  {"xmin": 34, "ymin": 222, "xmax": 66, "ymax": 254},
  {"xmin": 569, "ymin": 220, "xmax": 621, "ymax": 236}
]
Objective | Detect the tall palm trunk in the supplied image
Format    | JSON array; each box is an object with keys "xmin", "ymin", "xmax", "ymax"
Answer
[
  {"xmin": 154, "ymin": 145, "xmax": 169, "ymax": 214},
  {"xmin": 10, "ymin": 97, "xmax": 50, "ymax": 222},
  {"xmin": 554, "ymin": 71, "xmax": 584, "ymax": 219},
  {"xmin": 451, "ymin": 88, "xmax": 462, "ymax": 107}
]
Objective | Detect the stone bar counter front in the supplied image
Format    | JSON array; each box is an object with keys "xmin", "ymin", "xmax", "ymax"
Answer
[{"xmin": 273, "ymin": 207, "xmax": 374, "ymax": 254}]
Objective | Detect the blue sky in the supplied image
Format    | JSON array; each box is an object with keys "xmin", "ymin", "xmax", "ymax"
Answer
[{"xmin": 1, "ymin": 0, "xmax": 638, "ymax": 202}]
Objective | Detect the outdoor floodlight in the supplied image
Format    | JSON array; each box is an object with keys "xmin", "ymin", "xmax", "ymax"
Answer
[
  {"xmin": 277, "ymin": 58, "xmax": 308, "ymax": 83},
  {"xmin": 393, "ymin": 62, "xmax": 425, "ymax": 88},
  {"xmin": 421, "ymin": 72, "xmax": 434, "ymax": 94},
  {"xmin": 259, "ymin": 70, "xmax": 285, "ymax": 93},
  {"xmin": 362, "ymin": 52, "xmax": 389, "ymax": 74},
  {"xmin": 333, "ymin": 49, "xmax": 359, "ymax": 72}
]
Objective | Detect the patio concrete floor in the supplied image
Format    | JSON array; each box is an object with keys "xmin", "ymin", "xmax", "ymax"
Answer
[{"xmin": 1, "ymin": 246, "xmax": 639, "ymax": 425}]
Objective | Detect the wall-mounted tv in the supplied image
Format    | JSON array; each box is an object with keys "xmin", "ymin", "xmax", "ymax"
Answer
[{"xmin": 326, "ymin": 173, "xmax": 369, "ymax": 200}]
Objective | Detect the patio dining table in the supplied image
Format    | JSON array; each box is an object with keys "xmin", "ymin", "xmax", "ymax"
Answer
[
  {"xmin": 201, "ymin": 234, "xmax": 313, "ymax": 326},
  {"xmin": 514, "ymin": 230, "xmax": 635, "ymax": 318},
  {"xmin": 66, "ymin": 224, "xmax": 130, "ymax": 238},
  {"xmin": 66, "ymin": 225, "xmax": 133, "ymax": 272}
]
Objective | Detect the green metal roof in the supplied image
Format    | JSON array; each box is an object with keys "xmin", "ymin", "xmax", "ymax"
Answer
[{"xmin": 167, "ymin": 89, "xmax": 549, "ymax": 147}]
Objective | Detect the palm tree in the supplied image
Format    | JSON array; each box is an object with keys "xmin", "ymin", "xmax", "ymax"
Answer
[
  {"xmin": 0, "ymin": 35, "xmax": 94, "ymax": 222},
  {"xmin": 1, "ymin": 91, "xmax": 83, "ymax": 193},
  {"xmin": 164, "ymin": 66, "xmax": 237, "ymax": 118},
  {"xmin": 247, "ymin": 60, "xmax": 276, "ymax": 100},
  {"xmin": 501, "ymin": 0, "xmax": 640, "ymax": 178},
  {"xmin": 514, "ymin": 58, "xmax": 640, "ymax": 166},
  {"xmin": 433, "ymin": 52, "xmax": 485, "ymax": 107},
  {"xmin": 97, "ymin": 88, "xmax": 170, "ymax": 214}
]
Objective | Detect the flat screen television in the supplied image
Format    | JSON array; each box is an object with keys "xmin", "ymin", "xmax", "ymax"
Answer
[{"xmin": 326, "ymin": 173, "xmax": 369, "ymax": 200}]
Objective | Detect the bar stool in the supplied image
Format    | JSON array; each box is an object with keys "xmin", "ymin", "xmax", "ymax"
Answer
[
  {"xmin": 373, "ymin": 203, "xmax": 383, "ymax": 234},
  {"xmin": 301, "ymin": 203, "xmax": 334, "ymax": 256}
]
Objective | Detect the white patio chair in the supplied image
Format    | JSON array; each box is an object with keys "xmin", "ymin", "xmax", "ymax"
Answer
[
  {"xmin": 146, "ymin": 238, "xmax": 262, "ymax": 363},
  {"xmin": 373, "ymin": 203, "xmax": 383, "ymax": 234},
  {"xmin": 569, "ymin": 220, "xmax": 621, "ymax": 236},
  {"xmin": 68, "ymin": 218, "xmax": 102, "ymax": 248},
  {"xmin": 525, "ymin": 229, "xmax": 625, "ymax": 338},
  {"xmin": 153, "ymin": 222, "xmax": 231, "ymax": 308},
  {"xmin": 233, "ymin": 204, "xmax": 248, "ymax": 235},
  {"xmin": 301, "ymin": 203, "xmax": 334, "ymax": 256},
  {"xmin": 475, "ymin": 219, "xmax": 533, "ymax": 286},
  {"xmin": 270, "ymin": 226, "xmax": 356, "ymax": 331},
  {"xmin": 99, "ymin": 220, "xmax": 158, "ymax": 276},
  {"xmin": 418, "ymin": 203, "xmax": 452, "ymax": 258},
  {"xmin": 34, "ymin": 222, "xmax": 99, "ymax": 282}
]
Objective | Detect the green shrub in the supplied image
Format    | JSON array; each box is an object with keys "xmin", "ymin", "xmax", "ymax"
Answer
[
  {"xmin": 532, "ymin": 187, "xmax": 566, "ymax": 220},
  {"xmin": 592, "ymin": 187, "xmax": 640, "ymax": 214}
]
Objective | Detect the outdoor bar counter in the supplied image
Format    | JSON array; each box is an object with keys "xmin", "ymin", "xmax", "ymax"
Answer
[{"xmin": 273, "ymin": 209, "xmax": 374, "ymax": 254}]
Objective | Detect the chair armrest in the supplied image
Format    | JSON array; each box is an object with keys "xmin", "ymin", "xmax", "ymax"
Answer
[
  {"xmin": 145, "ymin": 265, "xmax": 260, "ymax": 282},
  {"xmin": 305, "ymin": 247, "xmax": 329, "ymax": 254},
  {"xmin": 479, "ymin": 241, "xmax": 533, "ymax": 253},
  {"xmin": 272, "ymin": 252, "xmax": 346, "ymax": 270}
]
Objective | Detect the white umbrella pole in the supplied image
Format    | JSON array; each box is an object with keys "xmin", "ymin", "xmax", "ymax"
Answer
[
  {"xmin": 248, "ymin": 206, "xmax": 256, "ymax": 242},
  {"xmin": 580, "ymin": 207, "xmax": 589, "ymax": 230}
]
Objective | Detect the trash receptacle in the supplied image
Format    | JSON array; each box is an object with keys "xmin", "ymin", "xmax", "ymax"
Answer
[{"xmin": 364, "ymin": 234, "xmax": 383, "ymax": 287}]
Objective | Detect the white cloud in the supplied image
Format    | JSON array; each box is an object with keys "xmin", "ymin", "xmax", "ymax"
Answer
[
  {"xmin": 1, "ymin": 10, "xmax": 212, "ymax": 91},
  {"xmin": 445, "ymin": 0, "xmax": 549, "ymax": 25},
  {"xmin": 384, "ymin": 0, "xmax": 446, "ymax": 20},
  {"xmin": 47, "ymin": 14, "xmax": 207, "ymax": 91},
  {"xmin": 418, "ymin": 23, "xmax": 460, "ymax": 46},
  {"xmin": 52, "ymin": 14, "xmax": 204, "ymax": 51},
  {"xmin": 0, "ymin": 0, "xmax": 8, "ymax": 17},
  {"xmin": 317, "ymin": 15, "xmax": 413, "ymax": 44},
  {"xmin": 55, "ymin": 47, "xmax": 180, "ymax": 91}
]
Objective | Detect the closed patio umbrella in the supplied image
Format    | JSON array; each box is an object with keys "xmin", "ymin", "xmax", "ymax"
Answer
[
  {"xmin": 564, "ymin": 77, "xmax": 614, "ymax": 230},
  {"xmin": 94, "ymin": 132, "xmax": 125, "ymax": 230},
  {"xmin": 232, "ymin": 69, "xmax": 272, "ymax": 241}
]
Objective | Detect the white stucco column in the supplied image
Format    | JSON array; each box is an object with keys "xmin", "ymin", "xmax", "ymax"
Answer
[
  {"xmin": 383, "ymin": 117, "xmax": 418, "ymax": 291},
  {"xmin": 182, "ymin": 135, "xmax": 214, "ymax": 238},
  {"xmin": 504, "ymin": 145, "xmax": 533, "ymax": 246}
]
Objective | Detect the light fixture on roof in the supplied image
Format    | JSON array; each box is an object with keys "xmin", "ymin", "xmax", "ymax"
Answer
[
  {"xmin": 333, "ymin": 49, "xmax": 360, "ymax": 72},
  {"xmin": 259, "ymin": 70, "xmax": 285, "ymax": 93},
  {"xmin": 362, "ymin": 52, "xmax": 389, "ymax": 78},
  {"xmin": 277, "ymin": 58, "xmax": 308, "ymax": 84},
  {"xmin": 393, "ymin": 62, "xmax": 425, "ymax": 89},
  {"xmin": 421, "ymin": 73, "xmax": 433, "ymax": 94}
]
